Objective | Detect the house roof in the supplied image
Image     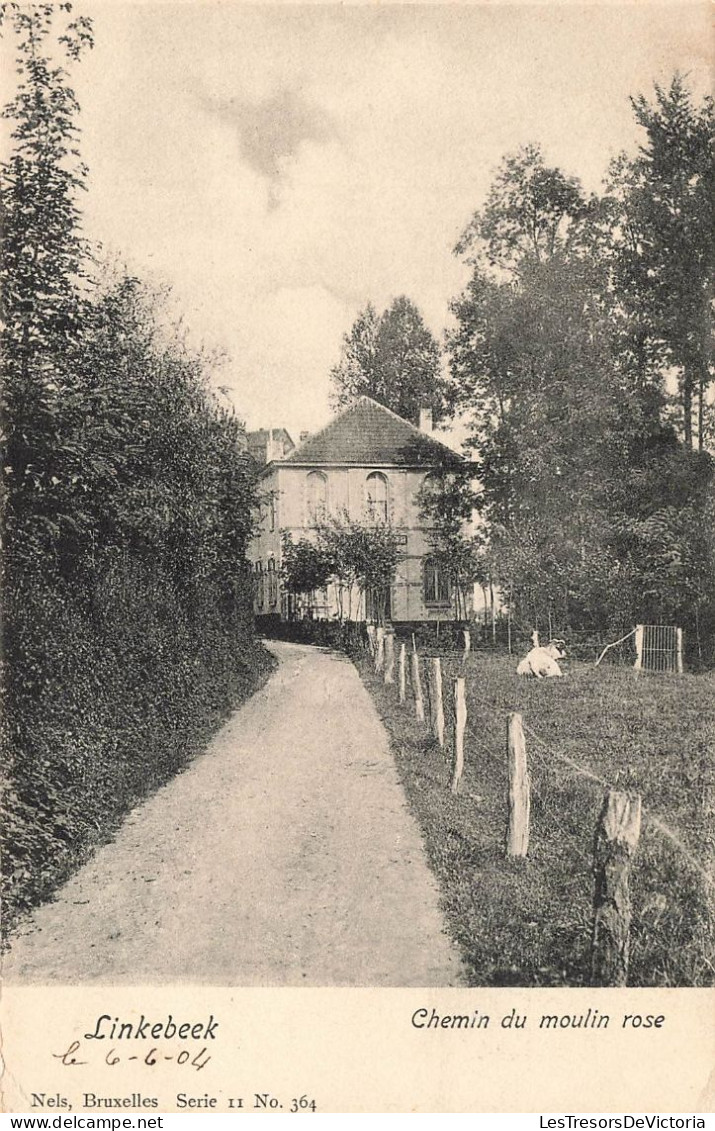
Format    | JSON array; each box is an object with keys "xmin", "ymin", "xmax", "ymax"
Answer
[
  {"xmin": 279, "ymin": 397, "xmax": 465, "ymax": 469},
  {"xmin": 247, "ymin": 427, "xmax": 295, "ymax": 465}
]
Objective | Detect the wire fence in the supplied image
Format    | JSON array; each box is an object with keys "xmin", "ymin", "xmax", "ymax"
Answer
[{"xmin": 356, "ymin": 626, "xmax": 713, "ymax": 985}]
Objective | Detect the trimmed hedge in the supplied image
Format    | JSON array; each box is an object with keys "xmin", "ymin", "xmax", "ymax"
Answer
[{"xmin": 260, "ymin": 616, "xmax": 474, "ymax": 654}]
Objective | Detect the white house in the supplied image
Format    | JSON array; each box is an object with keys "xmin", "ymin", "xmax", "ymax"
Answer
[{"xmin": 248, "ymin": 396, "xmax": 473, "ymax": 625}]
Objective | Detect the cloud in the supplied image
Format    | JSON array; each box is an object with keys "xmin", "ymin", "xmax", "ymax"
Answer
[{"xmin": 206, "ymin": 87, "xmax": 334, "ymax": 206}]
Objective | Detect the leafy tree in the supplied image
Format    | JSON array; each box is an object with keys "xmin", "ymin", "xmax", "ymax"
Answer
[
  {"xmin": 330, "ymin": 296, "xmax": 448, "ymax": 425},
  {"xmin": 0, "ymin": 6, "xmax": 266, "ymax": 931},
  {"xmin": 314, "ymin": 512, "xmax": 404, "ymax": 624},
  {"xmin": 605, "ymin": 76, "xmax": 714, "ymax": 450},
  {"xmin": 455, "ymin": 143, "xmax": 592, "ymax": 274},
  {"xmin": 449, "ymin": 124, "xmax": 715, "ymax": 651},
  {"xmin": 450, "ymin": 241, "xmax": 629, "ymax": 627},
  {"xmin": 280, "ymin": 532, "xmax": 336, "ymax": 599},
  {"xmin": 605, "ymin": 430, "xmax": 714, "ymax": 640},
  {"xmin": 448, "ymin": 144, "xmax": 646, "ymax": 634},
  {"xmin": 418, "ymin": 469, "xmax": 487, "ymax": 620},
  {"xmin": 327, "ymin": 302, "xmax": 380, "ymax": 412},
  {"xmin": 1, "ymin": 1, "xmax": 94, "ymax": 564},
  {"xmin": 0, "ymin": 2, "xmax": 93, "ymax": 361}
]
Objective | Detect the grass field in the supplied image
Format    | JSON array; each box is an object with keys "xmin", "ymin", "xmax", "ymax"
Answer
[{"xmin": 356, "ymin": 645, "xmax": 714, "ymax": 987}]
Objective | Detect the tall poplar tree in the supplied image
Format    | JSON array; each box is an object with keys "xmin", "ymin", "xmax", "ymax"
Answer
[
  {"xmin": 606, "ymin": 76, "xmax": 714, "ymax": 450},
  {"xmin": 1, "ymin": 1, "xmax": 94, "ymax": 557},
  {"xmin": 330, "ymin": 296, "xmax": 448, "ymax": 425}
]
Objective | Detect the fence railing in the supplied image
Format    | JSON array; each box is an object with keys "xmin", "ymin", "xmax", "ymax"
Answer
[{"xmin": 357, "ymin": 623, "xmax": 708, "ymax": 987}]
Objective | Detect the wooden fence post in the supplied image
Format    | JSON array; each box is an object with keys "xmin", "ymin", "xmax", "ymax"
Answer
[
  {"xmin": 591, "ymin": 790, "xmax": 641, "ymax": 987},
  {"xmin": 375, "ymin": 626, "xmax": 385, "ymax": 673},
  {"xmin": 384, "ymin": 631, "xmax": 395, "ymax": 685},
  {"xmin": 634, "ymin": 624, "xmax": 644, "ymax": 672},
  {"xmin": 398, "ymin": 643, "xmax": 407, "ymax": 703},
  {"xmin": 430, "ymin": 658, "xmax": 445, "ymax": 749},
  {"xmin": 676, "ymin": 627, "xmax": 684, "ymax": 675},
  {"xmin": 506, "ymin": 712, "xmax": 530, "ymax": 857},
  {"xmin": 451, "ymin": 677, "xmax": 467, "ymax": 793},
  {"xmin": 366, "ymin": 623, "xmax": 376, "ymax": 657},
  {"xmin": 412, "ymin": 652, "xmax": 425, "ymax": 722}
]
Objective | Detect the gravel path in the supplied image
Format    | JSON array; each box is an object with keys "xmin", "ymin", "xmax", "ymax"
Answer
[{"xmin": 3, "ymin": 641, "xmax": 463, "ymax": 985}]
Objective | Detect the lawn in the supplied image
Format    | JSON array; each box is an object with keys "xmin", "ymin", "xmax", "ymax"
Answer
[{"xmin": 356, "ymin": 644, "xmax": 714, "ymax": 987}]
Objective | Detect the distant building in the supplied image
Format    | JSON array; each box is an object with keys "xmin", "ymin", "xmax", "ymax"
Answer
[
  {"xmin": 248, "ymin": 396, "xmax": 472, "ymax": 625},
  {"xmin": 247, "ymin": 427, "xmax": 296, "ymax": 466}
]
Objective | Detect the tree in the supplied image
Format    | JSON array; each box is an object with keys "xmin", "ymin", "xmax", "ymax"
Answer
[
  {"xmin": 315, "ymin": 512, "xmax": 404, "ymax": 625},
  {"xmin": 0, "ymin": 7, "xmax": 265, "ymax": 931},
  {"xmin": 327, "ymin": 302, "xmax": 380, "ymax": 412},
  {"xmin": 330, "ymin": 296, "xmax": 448, "ymax": 425},
  {"xmin": 449, "ymin": 124, "xmax": 715, "ymax": 649},
  {"xmin": 1, "ymin": 2, "xmax": 94, "ymax": 562},
  {"xmin": 455, "ymin": 143, "xmax": 592, "ymax": 274},
  {"xmin": 0, "ymin": 2, "xmax": 94, "ymax": 365},
  {"xmin": 280, "ymin": 532, "xmax": 336, "ymax": 608},
  {"xmin": 448, "ymin": 147, "xmax": 635, "ymax": 634},
  {"xmin": 418, "ymin": 469, "xmax": 487, "ymax": 621},
  {"xmin": 605, "ymin": 76, "xmax": 714, "ymax": 450}
]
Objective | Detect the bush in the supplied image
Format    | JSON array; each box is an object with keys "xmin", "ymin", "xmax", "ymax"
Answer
[
  {"xmin": 0, "ymin": 8, "xmax": 271, "ymax": 941},
  {"xmin": 1, "ymin": 560, "xmax": 274, "ymax": 940},
  {"xmin": 0, "ymin": 277, "xmax": 270, "ymax": 940},
  {"xmin": 260, "ymin": 617, "xmax": 361, "ymax": 652}
]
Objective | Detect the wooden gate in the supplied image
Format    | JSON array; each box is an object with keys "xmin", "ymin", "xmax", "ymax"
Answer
[{"xmin": 634, "ymin": 624, "xmax": 683, "ymax": 673}]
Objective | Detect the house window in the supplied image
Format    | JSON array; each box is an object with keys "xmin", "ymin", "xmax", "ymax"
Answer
[
  {"xmin": 267, "ymin": 558, "xmax": 278, "ymax": 606},
  {"xmin": 269, "ymin": 492, "xmax": 276, "ymax": 532},
  {"xmin": 423, "ymin": 557, "xmax": 451, "ymax": 606},
  {"xmin": 306, "ymin": 471, "xmax": 328, "ymax": 522},
  {"xmin": 366, "ymin": 472, "xmax": 388, "ymax": 523}
]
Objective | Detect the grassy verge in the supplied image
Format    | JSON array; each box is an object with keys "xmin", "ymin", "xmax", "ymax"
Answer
[{"xmin": 357, "ymin": 647, "xmax": 714, "ymax": 987}]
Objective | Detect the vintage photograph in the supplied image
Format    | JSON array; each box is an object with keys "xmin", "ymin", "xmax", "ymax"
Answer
[{"xmin": 1, "ymin": 0, "xmax": 712, "ymax": 1025}]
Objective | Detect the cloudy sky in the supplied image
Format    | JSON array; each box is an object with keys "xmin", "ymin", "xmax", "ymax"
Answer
[{"xmin": 61, "ymin": 2, "xmax": 712, "ymax": 438}]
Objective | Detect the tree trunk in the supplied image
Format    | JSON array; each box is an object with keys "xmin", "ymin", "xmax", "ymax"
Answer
[{"xmin": 682, "ymin": 370, "xmax": 694, "ymax": 449}]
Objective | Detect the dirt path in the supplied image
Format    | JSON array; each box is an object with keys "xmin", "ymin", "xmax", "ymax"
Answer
[{"xmin": 3, "ymin": 641, "xmax": 463, "ymax": 985}]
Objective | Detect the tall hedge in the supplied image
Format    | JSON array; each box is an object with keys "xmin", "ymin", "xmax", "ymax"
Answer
[{"xmin": 0, "ymin": 5, "xmax": 271, "ymax": 936}]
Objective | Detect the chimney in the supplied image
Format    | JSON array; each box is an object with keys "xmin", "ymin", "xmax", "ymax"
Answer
[
  {"xmin": 300, "ymin": 431, "xmax": 310, "ymax": 443},
  {"xmin": 419, "ymin": 407, "xmax": 433, "ymax": 435}
]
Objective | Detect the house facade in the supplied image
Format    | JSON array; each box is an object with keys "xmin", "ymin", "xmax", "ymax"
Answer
[{"xmin": 248, "ymin": 396, "xmax": 471, "ymax": 625}]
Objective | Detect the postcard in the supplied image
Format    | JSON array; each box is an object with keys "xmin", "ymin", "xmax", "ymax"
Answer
[{"xmin": 1, "ymin": 0, "xmax": 712, "ymax": 1115}]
